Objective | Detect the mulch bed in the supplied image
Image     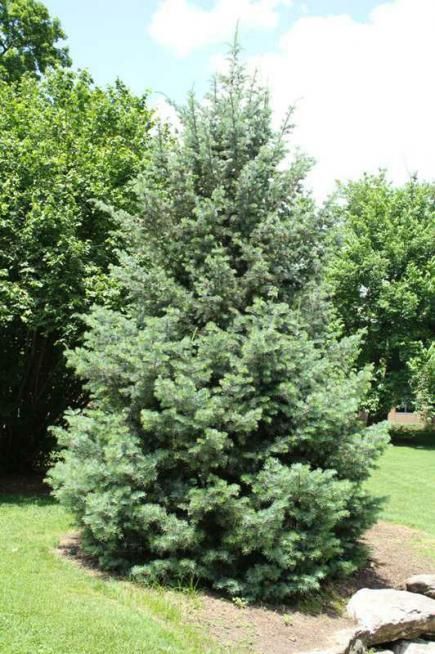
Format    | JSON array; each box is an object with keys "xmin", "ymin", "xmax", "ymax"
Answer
[
  {"xmin": 191, "ymin": 522, "xmax": 435, "ymax": 654},
  {"xmin": 55, "ymin": 520, "xmax": 435, "ymax": 654}
]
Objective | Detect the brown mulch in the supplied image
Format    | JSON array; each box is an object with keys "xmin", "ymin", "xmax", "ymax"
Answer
[
  {"xmin": 3, "ymin": 475, "xmax": 434, "ymax": 653},
  {"xmin": 56, "ymin": 521, "xmax": 435, "ymax": 654}
]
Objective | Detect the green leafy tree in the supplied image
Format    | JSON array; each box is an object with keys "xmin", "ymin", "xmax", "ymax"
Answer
[
  {"xmin": 49, "ymin": 49, "xmax": 387, "ymax": 603},
  {"xmin": 328, "ymin": 174, "xmax": 435, "ymax": 421},
  {"xmin": 0, "ymin": 0, "xmax": 70, "ymax": 82},
  {"xmin": 409, "ymin": 343, "xmax": 435, "ymax": 421},
  {"xmin": 0, "ymin": 69, "xmax": 154, "ymax": 469}
]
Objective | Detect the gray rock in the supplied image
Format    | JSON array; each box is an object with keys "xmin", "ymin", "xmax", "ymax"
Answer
[
  {"xmin": 293, "ymin": 628, "xmax": 366, "ymax": 654},
  {"xmin": 392, "ymin": 640, "xmax": 435, "ymax": 654},
  {"xmin": 342, "ymin": 633, "xmax": 366, "ymax": 654},
  {"xmin": 347, "ymin": 589, "xmax": 435, "ymax": 645},
  {"xmin": 405, "ymin": 576, "xmax": 435, "ymax": 600}
]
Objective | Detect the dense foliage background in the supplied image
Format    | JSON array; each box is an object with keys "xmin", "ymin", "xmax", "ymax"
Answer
[
  {"xmin": 49, "ymin": 51, "xmax": 388, "ymax": 603},
  {"xmin": 328, "ymin": 175, "xmax": 435, "ymax": 421},
  {"xmin": 0, "ymin": 69, "xmax": 154, "ymax": 469},
  {"xmin": 0, "ymin": 0, "xmax": 70, "ymax": 82}
]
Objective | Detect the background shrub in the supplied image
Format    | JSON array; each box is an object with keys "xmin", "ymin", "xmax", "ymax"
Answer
[
  {"xmin": 389, "ymin": 424, "xmax": 435, "ymax": 446},
  {"xmin": 0, "ymin": 69, "xmax": 154, "ymax": 470}
]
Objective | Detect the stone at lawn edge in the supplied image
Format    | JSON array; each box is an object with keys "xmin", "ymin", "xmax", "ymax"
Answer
[
  {"xmin": 347, "ymin": 589, "xmax": 435, "ymax": 645},
  {"xmin": 392, "ymin": 640, "xmax": 435, "ymax": 654},
  {"xmin": 405, "ymin": 576, "xmax": 435, "ymax": 600}
]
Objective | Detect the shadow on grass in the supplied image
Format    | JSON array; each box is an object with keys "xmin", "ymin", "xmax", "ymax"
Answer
[
  {"xmin": 288, "ymin": 559, "xmax": 393, "ymax": 618},
  {"xmin": 1, "ymin": 472, "xmax": 419, "ymax": 620},
  {"xmin": 0, "ymin": 473, "xmax": 54, "ymax": 505},
  {"xmin": 57, "ymin": 530, "xmax": 393, "ymax": 619},
  {"xmin": 0, "ymin": 493, "xmax": 56, "ymax": 507},
  {"xmin": 390, "ymin": 427, "xmax": 435, "ymax": 450},
  {"xmin": 393, "ymin": 440, "xmax": 435, "ymax": 451}
]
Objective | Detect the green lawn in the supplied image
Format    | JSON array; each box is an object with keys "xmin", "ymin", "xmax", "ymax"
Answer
[
  {"xmin": 367, "ymin": 439, "xmax": 435, "ymax": 538},
  {"xmin": 1, "ymin": 441, "xmax": 433, "ymax": 653},
  {"xmin": 0, "ymin": 495, "xmax": 220, "ymax": 654}
]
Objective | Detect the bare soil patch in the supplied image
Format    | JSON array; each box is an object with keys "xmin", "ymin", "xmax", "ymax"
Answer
[
  {"xmin": 56, "ymin": 532, "xmax": 110, "ymax": 579},
  {"xmin": 192, "ymin": 522, "xmax": 435, "ymax": 654},
  {"xmin": 56, "ymin": 521, "xmax": 435, "ymax": 654}
]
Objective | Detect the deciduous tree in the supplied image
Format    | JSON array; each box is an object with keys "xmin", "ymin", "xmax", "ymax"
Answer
[
  {"xmin": 0, "ymin": 0, "xmax": 70, "ymax": 82},
  {"xmin": 328, "ymin": 174, "xmax": 434, "ymax": 421},
  {"xmin": 0, "ymin": 69, "xmax": 154, "ymax": 469}
]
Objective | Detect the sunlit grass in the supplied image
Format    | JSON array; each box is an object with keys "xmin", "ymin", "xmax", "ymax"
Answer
[
  {"xmin": 367, "ymin": 440, "xmax": 435, "ymax": 539},
  {"xmin": 1, "ymin": 440, "xmax": 434, "ymax": 653},
  {"xmin": 0, "ymin": 495, "xmax": 220, "ymax": 654}
]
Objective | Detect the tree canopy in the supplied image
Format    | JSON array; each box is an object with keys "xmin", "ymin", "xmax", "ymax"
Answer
[
  {"xmin": 328, "ymin": 174, "xmax": 435, "ymax": 421},
  {"xmin": 49, "ymin": 49, "xmax": 388, "ymax": 603},
  {"xmin": 0, "ymin": 69, "xmax": 154, "ymax": 469},
  {"xmin": 0, "ymin": 0, "xmax": 70, "ymax": 82},
  {"xmin": 409, "ymin": 342, "xmax": 435, "ymax": 421}
]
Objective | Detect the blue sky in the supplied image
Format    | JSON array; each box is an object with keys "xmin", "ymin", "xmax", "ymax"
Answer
[
  {"xmin": 42, "ymin": 0, "xmax": 435, "ymax": 198},
  {"xmin": 44, "ymin": 0, "xmax": 382, "ymax": 100}
]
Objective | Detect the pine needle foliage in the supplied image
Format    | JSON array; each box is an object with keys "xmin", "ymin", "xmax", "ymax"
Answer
[{"xmin": 49, "ymin": 46, "xmax": 388, "ymax": 603}]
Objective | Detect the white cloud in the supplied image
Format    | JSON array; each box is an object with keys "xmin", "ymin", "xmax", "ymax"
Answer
[
  {"xmin": 249, "ymin": 0, "xmax": 435, "ymax": 198},
  {"xmin": 149, "ymin": 0, "xmax": 435, "ymax": 199},
  {"xmin": 152, "ymin": 95, "xmax": 180, "ymax": 127},
  {"xmin": 149, "ymin": 0, "xmax": 292, "ymax": 57}
]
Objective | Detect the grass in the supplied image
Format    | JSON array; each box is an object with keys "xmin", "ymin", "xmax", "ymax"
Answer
[
  {"xmin": 0, "ymin": 494, "xmax": 221, "ymax": 654},
  {"xmin": 1, "ymin": 440, "xmax": 433, "ymax": 653},
  {"xmin": 366, "ymin": 438, "xmax": 435, "ymax": 538}
]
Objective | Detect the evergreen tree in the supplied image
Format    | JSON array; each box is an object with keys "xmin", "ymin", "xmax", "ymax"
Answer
[{"xmin": 49, "ymin": 47, "xmax": 388, "ymax": 602}]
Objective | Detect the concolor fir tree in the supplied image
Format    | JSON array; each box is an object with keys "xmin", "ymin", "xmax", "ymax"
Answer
[{"xmin": 49, "ymin": 46, "xmax": 388, "ymax": 602}]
